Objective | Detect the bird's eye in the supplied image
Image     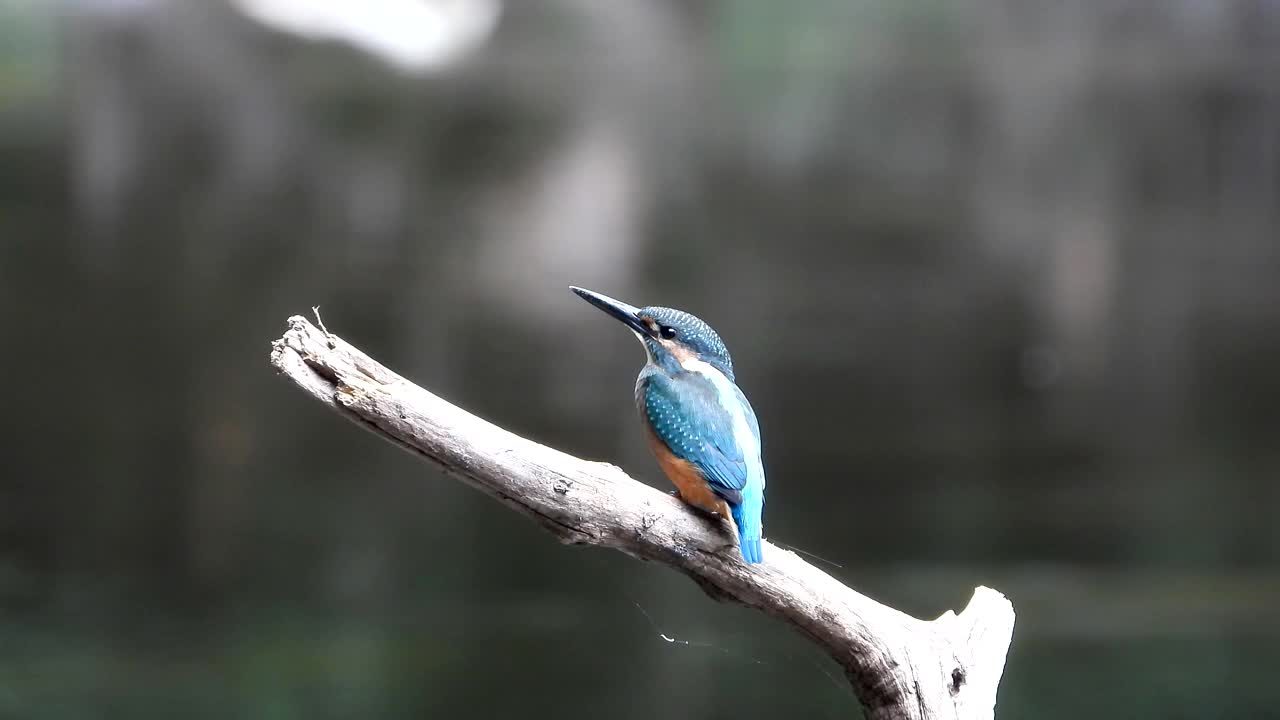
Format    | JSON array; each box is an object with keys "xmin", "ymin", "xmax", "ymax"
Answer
[{"xmin": 659, "ymin": 325, "xmax": 677, "ymax": 339}]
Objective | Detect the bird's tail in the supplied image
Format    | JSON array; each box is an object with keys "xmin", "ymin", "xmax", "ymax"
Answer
[{"xmin": 731, "ymin": 492, "xmax": 764, "ymax": 564}]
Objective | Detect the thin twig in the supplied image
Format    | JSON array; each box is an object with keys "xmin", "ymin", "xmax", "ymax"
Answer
[{"xmin": 311, "ymin": 305, "xmax": 335, "ymax": 349}]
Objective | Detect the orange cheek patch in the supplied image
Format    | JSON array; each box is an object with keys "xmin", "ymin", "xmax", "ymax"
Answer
[{"xmin": 662, "ymin": 341, "xmax": 697, "ymax": 364}]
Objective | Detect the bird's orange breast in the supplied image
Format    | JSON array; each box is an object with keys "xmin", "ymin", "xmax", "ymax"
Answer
[{"xmin": 643, "ymin": 428, "xmax": 731, "ymax": 519}]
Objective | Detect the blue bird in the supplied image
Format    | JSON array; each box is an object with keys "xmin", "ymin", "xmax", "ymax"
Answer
[{"xmin": 571, "ymin": 286, "xmax": 766, "ymax": 564}]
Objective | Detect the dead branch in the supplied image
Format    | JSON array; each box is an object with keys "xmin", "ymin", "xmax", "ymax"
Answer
[{"xmin": 269, "ymin": 315, "xmax": 1015, "ymax": 719}]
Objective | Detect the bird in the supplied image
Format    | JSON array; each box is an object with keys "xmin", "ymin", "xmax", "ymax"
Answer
[{"xmin": 570, "ymin": 286, "xmax": 765, "ymax": 564}]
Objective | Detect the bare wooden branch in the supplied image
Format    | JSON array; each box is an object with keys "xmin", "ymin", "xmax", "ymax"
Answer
[{"xmin": 269, "ymin": 315, "xmax": 1015, "ymax": 719}]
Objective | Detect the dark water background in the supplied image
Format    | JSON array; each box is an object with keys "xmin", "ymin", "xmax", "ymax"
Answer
[{"xmin": 2, "ymin": 2, "xmax": 1279, "ymax": 718}]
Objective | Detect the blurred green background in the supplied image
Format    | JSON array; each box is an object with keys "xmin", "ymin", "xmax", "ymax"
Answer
[{"xmin": 3, "ymin": 1, "xmax": 1279, "ymax": 718}]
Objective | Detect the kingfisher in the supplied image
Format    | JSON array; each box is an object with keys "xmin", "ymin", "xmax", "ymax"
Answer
[{"xmin": 571, "ymin": 286, "xmax": 765, "ymax": 564}]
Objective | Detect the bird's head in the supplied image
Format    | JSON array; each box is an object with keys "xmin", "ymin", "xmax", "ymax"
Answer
[{"xmin": 571, "ymin": 286, "xmax": 734, "ymax": 380}]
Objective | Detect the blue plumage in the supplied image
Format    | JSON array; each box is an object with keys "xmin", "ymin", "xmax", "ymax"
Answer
[
  {"xmin": 636, "ymin": 307, "xmax": 735, "ymax": 380},
  {"xmin": 639, "ymin": 369, "xmax": 765, "ymax": 563},
  {"xmin": 572, "ymin": 287, "xmax": 767, "ymax": 564},
  {"xmin": 732, "ymin": 504, "xmax": 763, "ymax": 564},
  {"xmin": 639, "ymin": 370, "xmax": 751, "ymax": 504}
]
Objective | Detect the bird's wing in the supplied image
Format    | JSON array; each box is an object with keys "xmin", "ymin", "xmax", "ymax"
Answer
[{"xmin": 640, "ymin": 372, "xmax": 752, "ymax": 505}]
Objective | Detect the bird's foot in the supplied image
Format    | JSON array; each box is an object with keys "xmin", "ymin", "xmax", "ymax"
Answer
[{"xmin": 701, "ymin": 511, "xmax": 739, "ymax": 540}]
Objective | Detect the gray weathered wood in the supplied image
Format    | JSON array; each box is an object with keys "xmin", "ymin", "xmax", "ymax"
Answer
[{"xmin": 269, "ymin": 314, "xmax": 1015, "ymax": 719}]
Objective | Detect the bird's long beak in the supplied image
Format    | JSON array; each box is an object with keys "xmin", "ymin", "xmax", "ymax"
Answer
[{"xmin": 570, "ymin": 286, "xmax": 651, "ymax": 337}]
